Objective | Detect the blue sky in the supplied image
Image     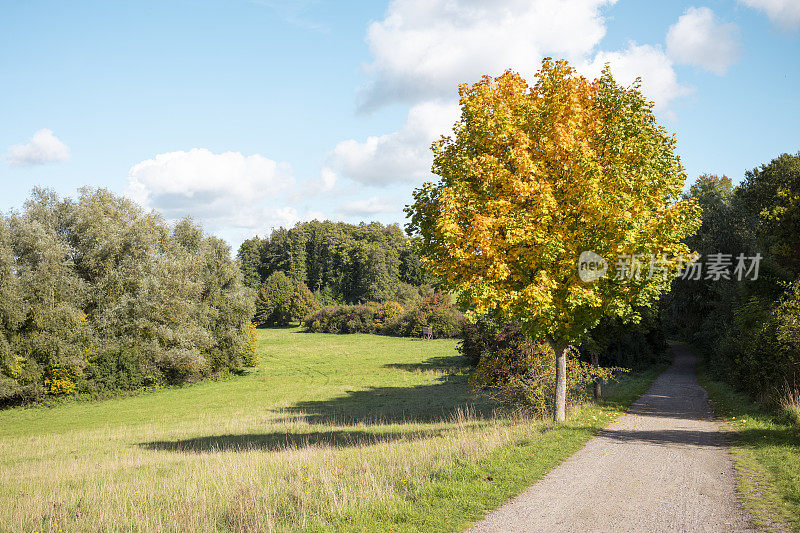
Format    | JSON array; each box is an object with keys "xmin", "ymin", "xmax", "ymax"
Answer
[{"xmin": 2, "ymin": 0, "xmax": 799, "ymax": 249}]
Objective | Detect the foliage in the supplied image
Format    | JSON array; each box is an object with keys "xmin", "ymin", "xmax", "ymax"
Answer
[
  {"xmin": 303, "ymin": 304, "xmax": 380, "ymax": 334},
  {"xmin": 737, "ymin": 152, "xmax": 800, "ymax": 275},
  {"xmin": 373, "ymin": 301, "xmax": 404, "ymax": 328},
  {"xmin": 254, "ymin": 272, "xmax": 295, "ymax": 327},
  {"xmin": 393, "ymin": 282, "xmax": 434, "ymax": 308},
  {"xmin": 237, "ymin": 220, "xmax": 431, "ymax": 305},
  {"xmin": 406, "ymin": 59, "xmax": 699, "ymax": 346},
  {"xmin": 580, "ymin": 307, "xmax": 669, "ymax": 370},
  {"xmin": 0, "ymin": 188, "xmax": 255, "ymax": 404},
  {"xmin": 302, "ymin": 294, "xmax": 464, "ymax": 338},
  {"xmin": 663, "ymin": 153, "xmax": 800, "ymax": 405},
  {"xmin": 382, "ymin": 293, "xmax": 466, "ymax": 338},
  {"xmin": 463, "ymin": 319, "xmax": 616, "ymax": 415},
  {"xmin": 288, "ymin": 282, "xmax": 319, "ymax": 323},
  {"xmin": 406, "ymin": 59, "xmax": 699, "ymax": 418}
]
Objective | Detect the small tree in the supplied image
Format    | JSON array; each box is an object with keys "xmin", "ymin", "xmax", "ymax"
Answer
[
  {"xmin": 406, "ymin": 59, "xmax": 700, "ymax": 420},
  {"xmin": 288, "ymin": 282, "xmax": 319, "ymax": 323},
  {"xmin": 254, "ymin": 272, "xmax": 294, "ymax": 326}
]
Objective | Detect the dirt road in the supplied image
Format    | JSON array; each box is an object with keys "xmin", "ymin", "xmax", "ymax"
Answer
[{"xmin": 469, "ymin": 343, "xmax": 752, "ymax": 532}]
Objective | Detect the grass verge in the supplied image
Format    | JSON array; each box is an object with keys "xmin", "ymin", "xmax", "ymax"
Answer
[{"xmin": 699, "ymin": 374, "xmax": 800, "ymax": 532}]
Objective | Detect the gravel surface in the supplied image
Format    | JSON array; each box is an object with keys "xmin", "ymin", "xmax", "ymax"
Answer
[{"xmin": 469, "ymin": 343, "xmax": 753, "ymax": 532}]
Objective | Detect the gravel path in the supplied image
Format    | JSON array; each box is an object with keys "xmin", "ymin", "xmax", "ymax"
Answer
[{"xmin": 469, "ymin": 343, "xmax": 752, "ymax": 532}]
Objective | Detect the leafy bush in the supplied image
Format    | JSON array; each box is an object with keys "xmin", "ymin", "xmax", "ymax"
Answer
[
  {"xmin": 711, "ymin": 280, "xmax": 800, "ymax": 404},
  {"xmin": 288, "ymin": 283, "xmax": 319, "ymax": 323},
  {"xmin": 303, "ymin": 294, "xmax": 465, "ymax": 338},
  {"xmin": 254, "ymin": 272, "xmax": 295, "ymax": 327},
  {"xmin": 304, "ymin": 304, "xmax": 379, "ymax": 334},
  {"xmin": 0, "ymin": 188, "xmax": 256, "ymax": 405},
  {"xmin": 373, "ymin": 301, "xmax": 404, "ymax": 328},
  {"xmin": 463, "ymin": 319, "xmax": 614, "ymax": 416},
  {"xmin": 82, "ymin": 346, "xmax": 144, "ymax": 393},
  {"xmin": 382, "ymin": 293, "xmax": 465, "ymax": 338}
]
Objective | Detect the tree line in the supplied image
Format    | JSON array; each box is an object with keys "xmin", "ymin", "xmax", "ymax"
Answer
[
  {"xmin": 237, "ymin": 220, "xmax": 431, "ymax": 306},
  {"xmin": 663, "ymin": 153, "xmax": 800, "ymax": 406},
  {"xmin": 0, "ymin": 188, "xmax": 255, "ymax": 405}
]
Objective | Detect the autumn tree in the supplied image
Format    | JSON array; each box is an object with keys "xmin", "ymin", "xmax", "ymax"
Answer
[
  {"xmin": 406, "ymin": 59, "xmax": 700, "ymax": 420},
  {"xmin": 288, "ymin": 282, "xmax": 319, "ymax": 323}
]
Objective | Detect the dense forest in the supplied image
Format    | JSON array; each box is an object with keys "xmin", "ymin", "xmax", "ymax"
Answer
[
  {"xmin": 237, "ymin": 221, "xmax": 431, "ymax": 304},
  {"xmin": 0, "ymin": 188, "xmax": 255, "ymax": 405},
  {"xmin": 663, "ymin": 152, "xmax": 800, "ymax": 405}
]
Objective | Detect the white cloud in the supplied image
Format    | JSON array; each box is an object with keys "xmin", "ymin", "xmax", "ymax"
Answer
[
  {"xmin": 324, "ymin": 101, "xmax": 460, "ymax": 186},
  {"xmin": 339, "ymin": 196, "xmax": 398, "ymax": 217},
  {"xmin": 6, "ymin": 129, "xmax": 70, "ymax": 166},
  {"xmin": 360, "ymin": 0, "xmax": 617, "ymax": 110},
  {"xmin": 582, "ymin": 43, "xmax": 692, "ymax": 113},
  {"xmin": 738, "ymin": 0, "xmax": 800, "ymax": 30},
  {"xmin": 331, "ymin": 0, "xmax": 696, "ymax": 189},
  {"xmin": 127, "ymin": 148, "xmax": 296, "ymax": 232},
  {"xmin": 318, "ymin": 166, "xmax": 338, "ymax": 192},
  {"xmin": 666, "ymin": 7, "xmax": 740, "ymax": 75}
]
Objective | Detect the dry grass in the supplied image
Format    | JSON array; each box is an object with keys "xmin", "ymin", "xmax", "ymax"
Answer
[
  {"xmin": 0, "ymin": 408, "xmax": 543, "ymax": 532},
  {"xmin": 779, "ymin": 385, "xmax": 800, "ymax": 427}
]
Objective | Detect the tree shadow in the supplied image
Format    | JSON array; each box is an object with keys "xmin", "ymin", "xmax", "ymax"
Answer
[
  {"xmin": 582, "ymin": 425, "xmax": 800, "ymax": 450},
  {"xmin": 596, "ymin": 427, "xmax": 730, "ymax": 447},
  {"xmin": 284, "ymin": 355, "xmax": 493, "ymax": 425},
  {"xmin": 383, "ymin": 355, "xmax": 471, "ymax": 373},
  {"xmin": 140, "ymin": 427, "xmax": 446, "ymax": 453}
]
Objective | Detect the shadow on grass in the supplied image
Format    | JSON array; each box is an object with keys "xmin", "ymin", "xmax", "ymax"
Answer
[
  {"xmin": 383, "ymin": 355, "xmax": 471, "ymax": 373},
  {"xmin": 287, "ymin": 375, "xmax": 494, "ymax": 425},
  {"xmin": 139, "ymin": 428, "xmax": 447, "ymax": 453},
  {"xmin": 278, "ymin": 355, "xmax": 494, "ymax": 425}
]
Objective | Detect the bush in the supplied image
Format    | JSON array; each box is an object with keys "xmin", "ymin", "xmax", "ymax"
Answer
[
  {"xmin": 382, "ymin": 293, "xmax": 465, "ymax": 338},
  {"xmin": 82, "ymin": 346, "xmax": 143, "ymax": 393},
  {"xmin": 373, "ymin": 301, "xmax": 404, "ymax": 328},
  {"xmin": 303, "ymin": 294, "xmax": 465, "ymax": 338},
  {"xmin": 288, "ymin": 283, "xmax": 319, "ymax": 323},
  {"xmin": 303, "ymin": 304, "xmax": 379, "ymax": 334},
  {"xmin": 463, "ymin": 319, "xmax": 613, "ymax": 416},
  {"xmin": 254, "ymin": 272, "xmax": 295, "ymax": 327},
  {"xmin": 0, "ymin": 188, "xmax": 256, "ymax": 405},
  {"xmin": 579, "ymin": 310, "xmax": 669, "ymax": 370}
]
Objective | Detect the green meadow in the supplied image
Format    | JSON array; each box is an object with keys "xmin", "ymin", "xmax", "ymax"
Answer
[{"xmin": 0, "ymin": 328, "xmax": 658, "ymax": 532}]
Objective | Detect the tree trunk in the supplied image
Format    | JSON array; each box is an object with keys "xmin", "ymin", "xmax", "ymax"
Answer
[
  {"xmin": 592, "ymin": 352, "xmax": 602, "ymax": 399},
  {"xmin": 554, "ymin": 343, "xmax": 567, "ymax": 422}
]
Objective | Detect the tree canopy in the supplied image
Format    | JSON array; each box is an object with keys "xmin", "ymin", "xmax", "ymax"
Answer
[
  {"xmin": 0, "ymin": 188, "xmax": 255, "ymax": 404},
  {"xmin": 238, "ymin": 220, "xmax": 431, "ymax": 305},
  {"xmin": 406, "ymin": 59, "xmax": 700, "ymax": 419}
]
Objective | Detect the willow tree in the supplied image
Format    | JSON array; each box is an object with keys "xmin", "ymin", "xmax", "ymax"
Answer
[{"xmin": 406, "ymin": 59, "xmax": 700, "ymax": 420}]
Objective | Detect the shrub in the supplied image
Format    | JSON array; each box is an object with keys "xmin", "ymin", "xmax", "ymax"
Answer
[
  {"xmin": 0, "ymin": 188, "xmax": 256, "ymax": 405},
  {"xmin": 393, "ymin": 283, "xmax": 434, "ymax": 308},
  {"xmin": 82, "ymin": 346, "xmax": 143, "ymax": 393},
  {"xmin": 289, "ymin": 283, "xmax": 319, "ymax": 323},
  {"xmin": 464, "ymin": 320, "xmax": 613, "ymax": 416},
  {"xmin": 373, "ymin": 301, "xmax": 404, "ymax": 328},
  {"xmin": 303, "ymin": 304, "xmax": 379, "ymax": 334},
  {"xmin": 382, "ymin": 293, "xmax": 465, "ymax": 338},
  {"xmin": 243, "ymin": 323, "xmax": 259, "ymax": 368}
]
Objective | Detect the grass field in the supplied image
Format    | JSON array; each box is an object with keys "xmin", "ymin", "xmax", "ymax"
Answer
[
  {"xmin": 701, "ymin": 377, "xmax": 800, "ymax": 532},
  {"xmin": 0, "ymin": 328, "xmax": 659, "ymax": 532}
]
